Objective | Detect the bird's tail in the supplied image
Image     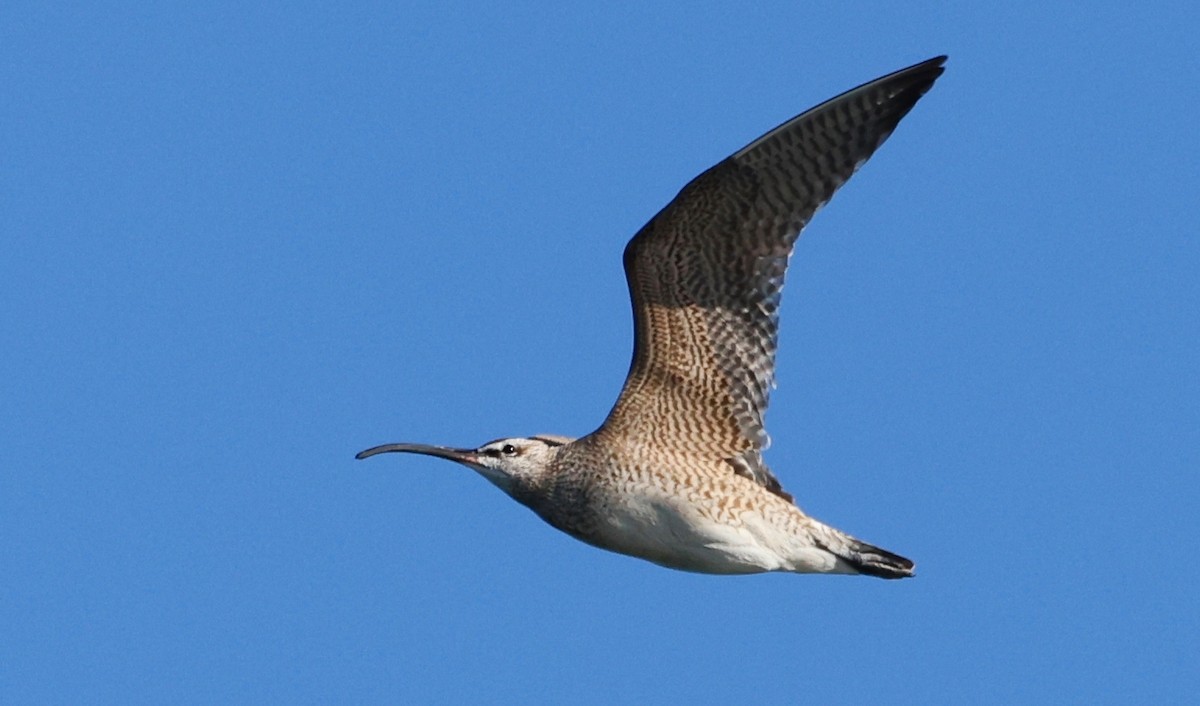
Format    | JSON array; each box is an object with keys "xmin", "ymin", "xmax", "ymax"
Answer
[
  {"xmin": 839, "ymin": 538, "xmax": 915, "ymax": 579},
  {"xmin": 812, "ymin": 523, "xmax": 915, "ymax": 579}
]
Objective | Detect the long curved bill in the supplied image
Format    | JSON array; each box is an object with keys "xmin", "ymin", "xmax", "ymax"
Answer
[{"xmin": 354, "ymin": 442, "xmax": 480, "ymax": 466}]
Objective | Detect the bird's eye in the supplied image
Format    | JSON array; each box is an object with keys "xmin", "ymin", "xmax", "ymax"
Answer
[{"xmin": 501, "ymin": 444, "xmax": 517, "ymax": 455}]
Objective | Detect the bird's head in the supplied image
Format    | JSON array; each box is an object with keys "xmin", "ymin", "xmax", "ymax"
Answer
[{"xmin": 355, "ymin": 434, "xmax": 574, "ymax": 498}]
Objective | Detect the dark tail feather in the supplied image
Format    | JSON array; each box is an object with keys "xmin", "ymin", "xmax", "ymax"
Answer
[{"xmin": 843, "ymin": 540, "xmax": 915, "ymax": 580}]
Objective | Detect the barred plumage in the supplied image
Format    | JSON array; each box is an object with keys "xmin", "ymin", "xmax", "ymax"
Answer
[{"xmin": 358, "ymin": 56, "xmax": 947, "ymax": 579}]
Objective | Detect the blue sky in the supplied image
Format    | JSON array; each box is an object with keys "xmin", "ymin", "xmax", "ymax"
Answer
[{"xmin": 3, "ymin": 2, "xmax": 1197, "ymax": 703}]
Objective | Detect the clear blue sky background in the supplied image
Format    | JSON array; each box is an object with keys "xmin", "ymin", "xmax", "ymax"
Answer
[{"xmin": 3, "ymin": 2, "xmax": 1197, "ymax": 703}]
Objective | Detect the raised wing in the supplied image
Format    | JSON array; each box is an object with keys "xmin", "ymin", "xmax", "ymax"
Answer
[{"xmin": 594, "ymin": 56, "xmax": 946, "ymax": 502}]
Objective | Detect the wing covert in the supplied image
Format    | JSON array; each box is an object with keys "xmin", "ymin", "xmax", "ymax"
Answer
[{"xmin": 594, "ymin": 57, "xmax": 946, "ymax": 502}]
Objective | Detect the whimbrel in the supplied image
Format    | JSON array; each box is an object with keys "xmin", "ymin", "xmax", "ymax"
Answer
[{"xmin": 358, "ymin": 56, "xmax": 946, "ymax": 579}]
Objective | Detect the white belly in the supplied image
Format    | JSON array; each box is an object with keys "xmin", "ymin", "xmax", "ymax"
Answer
[{"xmin": 591, "ymin": 489, "xmax": 840, "ymax": 575}]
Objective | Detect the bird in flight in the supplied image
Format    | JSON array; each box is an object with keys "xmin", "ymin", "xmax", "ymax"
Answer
[{"xmin": 358, "ymin": 56, "xmax": 946, "ymax": 579}]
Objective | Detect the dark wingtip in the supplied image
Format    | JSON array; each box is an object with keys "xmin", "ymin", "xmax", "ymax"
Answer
[
  {"xmin": 890, "ymin": 55, "xmax": 949, "ymax": 105},
  {"xmin": 912, "ymin": 54, "xmax": 948, "ymax": 74}
]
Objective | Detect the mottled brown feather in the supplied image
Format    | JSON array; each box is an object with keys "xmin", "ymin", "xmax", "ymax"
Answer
[{"xmin": 593, "ymin": 56, "xmax": 946, "ymax": 502}]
